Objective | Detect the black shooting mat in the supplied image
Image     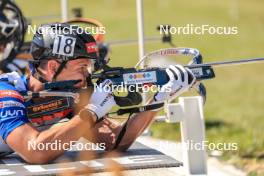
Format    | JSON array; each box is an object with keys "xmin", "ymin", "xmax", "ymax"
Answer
[{"xmin": 0, "ymin": 142, "xmax": 182, "ymax": 176}]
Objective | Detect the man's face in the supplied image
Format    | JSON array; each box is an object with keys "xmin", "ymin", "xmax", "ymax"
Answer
[{"xmin": 55, "ymin": 58, "xmax": 93, "ymax": 88}]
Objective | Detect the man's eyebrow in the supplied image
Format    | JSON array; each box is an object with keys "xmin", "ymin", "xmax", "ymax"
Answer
[{"xmin": 76, "ymin": 61, "xmax": 86, "ymax": 65}]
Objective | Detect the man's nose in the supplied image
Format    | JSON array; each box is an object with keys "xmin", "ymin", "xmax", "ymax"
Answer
[{"xmin": 82, "ymin": 66, "xmax": 89, "ymax": 76}]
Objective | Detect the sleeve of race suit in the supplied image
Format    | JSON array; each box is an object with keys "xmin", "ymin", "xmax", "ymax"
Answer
[{"xmin": 0, "ymin": 82, "xmax": 29, "ymax": 142}]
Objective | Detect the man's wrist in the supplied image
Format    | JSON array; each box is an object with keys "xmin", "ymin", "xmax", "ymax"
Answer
[{"xmin": 78, "ymin": 108, "xmax": 98, "ymax": 124}]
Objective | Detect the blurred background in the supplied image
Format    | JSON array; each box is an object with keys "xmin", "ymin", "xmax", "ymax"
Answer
[{"xmin": 15, "ymin": 0, "xmax": 264, "ymax": 175}]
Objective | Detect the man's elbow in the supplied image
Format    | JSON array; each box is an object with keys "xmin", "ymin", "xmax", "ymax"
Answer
[{"xmin": 22, "ymin": 151, "xmax": 55, "ymax": 164}]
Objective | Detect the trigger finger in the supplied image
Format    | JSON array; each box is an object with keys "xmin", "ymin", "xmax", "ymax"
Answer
[
  {"xmin": 174, "ymin": 65, "xmax": 188, "ymax": 84},
  {"xmin": 169, "ymin": 65, "xmax": 182, "ymax": 82}
]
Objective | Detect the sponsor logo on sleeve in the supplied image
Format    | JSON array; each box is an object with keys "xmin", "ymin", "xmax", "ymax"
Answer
[
  {"xmin": 0, "ymin": 90, "xmax": 24, "ymax": 101},
  {"xmin": 0, "ymin": 109, "xmax": 25, "ymax": 119},
  {"xmin": 0, "ymin": 100, "xmax": 25, "ymax": 108}
]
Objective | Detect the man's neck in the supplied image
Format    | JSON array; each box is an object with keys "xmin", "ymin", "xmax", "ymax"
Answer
[{"xmin": 28, "ymin": 75, "xmax": 44, "ymax": 92}]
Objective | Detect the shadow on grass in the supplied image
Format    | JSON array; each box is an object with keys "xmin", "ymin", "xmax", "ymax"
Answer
[
  {"xmin": 241, "ymin": 152, "xmax": 264, "ymax": 160},
  {"xmin": 205, "ymin": 119, "xmax": 230, "ymax": 130}
]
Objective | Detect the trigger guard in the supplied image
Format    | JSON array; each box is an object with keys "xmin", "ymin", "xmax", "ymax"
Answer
[{"xmin": 114, "ymin": 91, "xmax": 142, "ymax": 107}]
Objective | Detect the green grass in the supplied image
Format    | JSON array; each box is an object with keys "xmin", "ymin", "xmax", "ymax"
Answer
[{"xmin": 16, "ymin": 0, "xmax": 264, "ymax": 175}]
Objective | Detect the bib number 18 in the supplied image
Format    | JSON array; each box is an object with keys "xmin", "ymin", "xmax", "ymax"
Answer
[{"xmin": 52, "ymin": 35, "xmax": 76, "ymax": 57}]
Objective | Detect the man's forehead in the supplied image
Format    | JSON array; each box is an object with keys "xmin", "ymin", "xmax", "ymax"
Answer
[{"xmin": 70, "ymin": 58, "xmax": 92, "ymax": 64}]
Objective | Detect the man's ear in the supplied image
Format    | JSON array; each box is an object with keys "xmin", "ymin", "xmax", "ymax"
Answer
[{"xmin": 47, "ymin": 60, "xmax": 59, "ymax": 76}]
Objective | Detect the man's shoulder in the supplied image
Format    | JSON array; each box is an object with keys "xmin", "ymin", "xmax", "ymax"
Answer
[
  {"xmin": 0, "ymin": 71, "xmax": 27, "ymax": 95},
  {"xmin": 0, "ymin": 89, "xmax": 24, "ymax": 103},
  {"xmin": 0, "ymin": 73, "xmax": 24, "ymax": 106},
  {"xmin": 0, "ymin": 72, "xmax": 25, "ymax": 101},
  {"xmin": 0, "ymin": 72, "xmax": 29, "ymax": 142},
  {"xmin": 0, "ymin": 80, "xmax": 25, "ymax": 112}
]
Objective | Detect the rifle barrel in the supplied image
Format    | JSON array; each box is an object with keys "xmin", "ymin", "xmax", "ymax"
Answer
[{"xmin": 187, "ymin": 58, "xmax": 264, "ymax": 68}]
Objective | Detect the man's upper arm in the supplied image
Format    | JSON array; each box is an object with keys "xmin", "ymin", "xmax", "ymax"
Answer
[{"xmin": 0, "ymin": 83, "xmax": 30, "ymax": 142}]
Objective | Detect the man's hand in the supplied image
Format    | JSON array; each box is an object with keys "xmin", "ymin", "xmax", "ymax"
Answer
[
  {"xmin": 154, "ymin": 65, "xmax": 196, "ymax": 102},
  {"xmin": 85, "ymin": 79, "xmax": 116, "ymax": 120}
]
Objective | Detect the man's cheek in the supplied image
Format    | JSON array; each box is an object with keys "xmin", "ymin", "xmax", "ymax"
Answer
[{"xmin": 74, "ymin": 80, "xmax": 86, "ymax": 88}]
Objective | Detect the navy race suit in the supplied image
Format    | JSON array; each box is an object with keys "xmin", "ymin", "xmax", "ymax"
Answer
[{"xmin": 0, "ymin": 72, "xmax": 74, "ymax": 155}]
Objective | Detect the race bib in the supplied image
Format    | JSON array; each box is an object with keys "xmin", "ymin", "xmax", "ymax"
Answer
[{"xmin": 52, "ymin": 35, "xmax": 76, "ymax": 57}]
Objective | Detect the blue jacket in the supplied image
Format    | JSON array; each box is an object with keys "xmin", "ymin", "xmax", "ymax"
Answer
[{"xmin": 0, "ymin": 72, "xmax": 74, "ymax": 142}]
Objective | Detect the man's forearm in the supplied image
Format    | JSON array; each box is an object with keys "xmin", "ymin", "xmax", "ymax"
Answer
[
  {"xmin": 34, "ymin": 111, "xmax": 97, "ymax": 159},
  {"xmin": 123, "ymin": 98, "xmax": 159, "ymax": 135},
  {"xmin": 115, "ymin": 98, "xmax": 159, "ymax": 150},
  {"xmin": 129, "ymin": 110, "xmax": 158, "ymax": 135}
]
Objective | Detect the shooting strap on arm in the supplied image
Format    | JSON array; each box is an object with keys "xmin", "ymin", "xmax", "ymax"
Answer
[
  {"xmin": 113, "ymin": 112, "xmax": 133, "ymax": 150},
  {"xmin": 113, "ymin": 102, "xmax": 164, "ymax": 150},
  {"xmin": 115, "ymin": 102, "xmax": 164, "ymax": 115}
]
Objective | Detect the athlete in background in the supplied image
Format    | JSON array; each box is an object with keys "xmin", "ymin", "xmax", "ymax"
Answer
[{"xmin": 0, "ymin": 0, "xmax": 27, "ymax": 75}]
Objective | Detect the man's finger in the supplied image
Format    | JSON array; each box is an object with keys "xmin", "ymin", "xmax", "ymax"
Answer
[
  {"xmin": 169, "ymin": 65, "xmax": 182, "ymax": 82},
  {"xmin": 165, "ymin": 67, "xmax": 175, "ymax": 81},
  {"xmin": 173, "ymin": 65, "xmax": 188, "ymax": 85}
]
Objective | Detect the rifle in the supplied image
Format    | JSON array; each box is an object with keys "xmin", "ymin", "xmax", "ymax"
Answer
[
  {"xmin": 91, "ymin": 47, "xmax": 264, "ymax": 111},
  {"xmin": 22, "ymin": 47, "xmax": 264, "ymax": 115}
]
